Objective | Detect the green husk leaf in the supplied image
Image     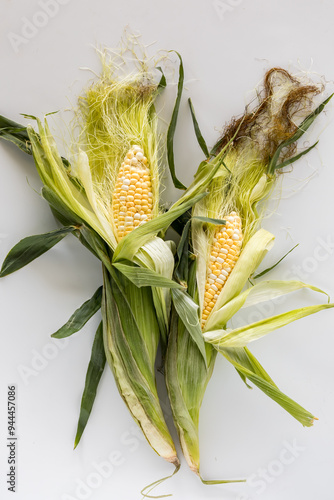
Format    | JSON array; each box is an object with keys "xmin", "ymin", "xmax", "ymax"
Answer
[
  {"xmin": 134, "ymin": 238, "xmax": 175, "ymax": 350},
  {"xmin": 171, "ymin": 159, "xmax": 219, "ymax": 210},
  {"xmin": 74, "ymin": 321, "xmax": 106, "ymax": 448},
  {"xmin": 0, "ymin": 226, "xmax": 76, "ymax": 277},
  {"xmin": 176, "ymin": 220, "xmax": 191, "ymax": 264},
  {"xmin": 156, "ymin": 67, "xmax": 167, "ymax": 90},
  {"xmin": 188, "ymin": 98, "xmax": 209, "ymax": 157},
  {"xmin": 206, "ymin": 279, "xmax": 328, "ymax": 330},
  {"xmin": 175, "ymin": 220, "xmax": 191, "ymax": 283},
  {"xmin": 268, "ymin": 94, "xmax": 333, "ymax": 175},
  {"xmin": 220, "ymin": 347, "xmax": 315, "ymax": 426},
  {"xmin": 171, "ymin": 288, "xmax": 207, "ymax": 367},
  {"xmin": 193, "ymin": 216, "xmax": 226, "ymax": 225},
  {"xmin": 79, "ymin": 225, "xmax": 113, "ymax": 273},
  {"xmin": 0, "ymin": 115, "xmax": 30, "ymax": 136},
  {"xmin": 52, "ymin": 286, "xmax": 103, "ymax": 339},
  {"xmin": 105, "ymin": 268, "xmax": 159, "ymax": 392},
  {"xmin": 165, "ymin": 309, "xmax": 210, "ymax": 475},
  {"xmin": 0, "ymin": 129, "xmax": 31, "ymax": 154},
  {"xmin": 209, "ymin": 136, "xmax": 225, "ymax": 157},
  {"xmin": 205, "ymin": 303, "xmax": 334, "ymax": 348},
  {"xmin": 227, "ymin": 346, "xmax": 277, "ymax": 388},
  {"xmin": 0, "ymin": 115, "xmax": 69, "ymax": 168},
  {"xmin": 241, "ymin": 346, "xmax": 276, "ymax": 385},
  {"xmin": 0, "ymin": 114, "xmax": 31, "ymax": 154},
  {"xmin": 102, "ymin": 266, "xmax": 178, "ymax": 464},
  {"xmin": 29, "ymin": 122, "xmax": 116, "ymax": 249},
  {"xmin": 109, "ymin": 266, "xmax": 160, "ymax": 372},
  {"xmin": 113, "ymin": 191, "xmax": 207, "ymax": 262},
  {"xmin": 21, "ymin": 113, "xmax": 38, "ymax": 120},
  {"xmin": 45, "ymin": 110, "xmax": 59, "ymax": 117},
  {"xmin": 42, "ymin": 187, "xmax": 105, "ymax": 261},
  {"xmin": 42, "ymin": 187, "xmax": 84, "ymax": 226},
  {"xmin": 170, "ymin": 209, "xmax": 192, "ymax": 236},
  {"xmin": 253, "ymin": 244, "xmax": 299, "ymax": 279},
  {"xmin": 49, "ymin": 205, "xmax": 78, "ymax": 229},
  {"xmin": 113, "ymin": 262, "xmax": 184, "ymax": 289},
  {"xmin": 274, "ymin": 142, "xmax": 318, "ymax": 170},
  {"xmin": 166, "ymin": 51, "xmax": 186, "ymax": 190}
]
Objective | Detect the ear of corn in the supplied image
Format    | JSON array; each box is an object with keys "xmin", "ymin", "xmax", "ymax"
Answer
[
  {"xmin": 166, "ymin": 69, "xmax": 333, "ymax": 478},
  {"xmin": 0, "ymin": 43, "xmax": 186, "ymax": 469},
  {"xmin": 73, "ymin": 50, "xmax": 182, "ymax": 466}
]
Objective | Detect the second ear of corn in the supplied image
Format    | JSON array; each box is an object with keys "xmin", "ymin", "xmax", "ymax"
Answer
[{"xmin": 166, "ymin": 68, "xmax": 333, "ymax": 480}]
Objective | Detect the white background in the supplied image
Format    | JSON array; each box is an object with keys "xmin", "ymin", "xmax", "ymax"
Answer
[{"xmin": 1, "ymin": 1, "xmax": 334, "ymax": 499}]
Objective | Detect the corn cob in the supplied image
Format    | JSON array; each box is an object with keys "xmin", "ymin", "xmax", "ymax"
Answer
[
  {"xmin": 202, "ymin": 211, "xmax": 242, "ymax": 326},
  {"xmin": 112, "ymin": 145, "xmax": 153, "ymax": 240}
]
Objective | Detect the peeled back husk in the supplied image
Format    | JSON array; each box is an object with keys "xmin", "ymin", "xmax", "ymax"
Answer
[{"xmin": 102, "ymin": 265, "xmax": 179, "ymax": 467}]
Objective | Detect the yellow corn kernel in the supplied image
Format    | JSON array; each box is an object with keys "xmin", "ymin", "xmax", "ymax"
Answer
[
  {"xmin": 112, "ymin": 145, "xmax": 153, "ymax": 241},
  {"xmin": 202, "ymin": 211, "xmax": 243, "ymax": 327}
]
